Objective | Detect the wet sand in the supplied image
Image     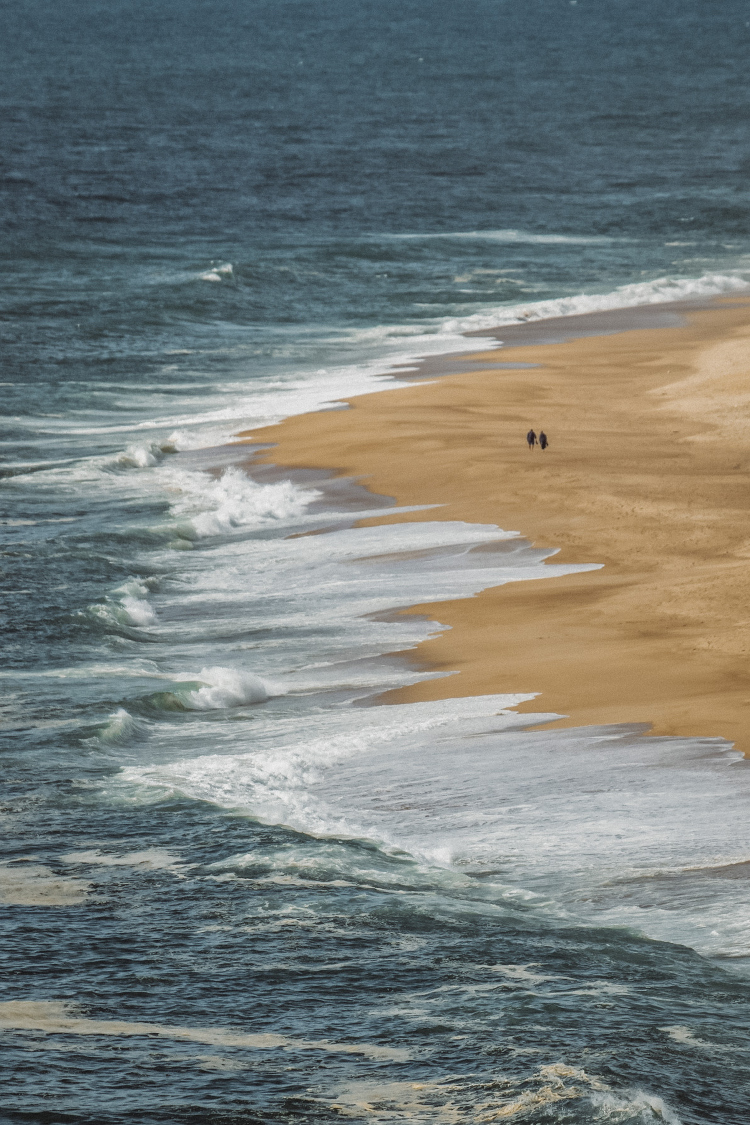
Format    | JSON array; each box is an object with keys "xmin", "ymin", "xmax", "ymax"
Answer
[{"xmin": 239, "ymin": 296, "xmax": 750, "ymax": 751}]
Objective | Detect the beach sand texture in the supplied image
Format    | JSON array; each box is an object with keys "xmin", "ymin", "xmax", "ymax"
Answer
[{"xmin": 241, "ymin": 299, "xmax": 750, "ymax": 751}]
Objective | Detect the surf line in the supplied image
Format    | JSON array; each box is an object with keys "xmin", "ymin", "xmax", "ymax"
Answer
[{"xmin": 236, "ymin": 296, "xmax": 750, "ymax": 753}]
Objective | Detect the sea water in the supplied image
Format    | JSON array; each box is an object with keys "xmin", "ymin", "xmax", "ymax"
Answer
[{"xmin": 3, "ymin": 2, "xmax": 750, "ymax": 1121}]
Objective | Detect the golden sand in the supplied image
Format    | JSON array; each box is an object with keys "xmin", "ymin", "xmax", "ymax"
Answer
[{"xmin": 240, "ymin": 298, "xmax": 750, "ymax": 751}]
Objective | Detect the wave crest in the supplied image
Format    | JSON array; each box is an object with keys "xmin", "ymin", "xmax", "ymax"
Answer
[{"xmin": 173, "ymin": 666, "xmax": 284, "ymax": 709}]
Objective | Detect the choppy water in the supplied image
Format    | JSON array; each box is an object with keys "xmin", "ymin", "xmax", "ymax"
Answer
[{"xmin": 3, "ymin": 2, "xmax": 750, "ymax": 1122}]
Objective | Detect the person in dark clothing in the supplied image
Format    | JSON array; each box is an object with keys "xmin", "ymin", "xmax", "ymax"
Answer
[
  {"xmin": 526, "ymin": 429, "xmax": 537, "ymax": 450},
  {"xmin": 539, "ymin": 431, "xmax": 548, "ymax": 450}
]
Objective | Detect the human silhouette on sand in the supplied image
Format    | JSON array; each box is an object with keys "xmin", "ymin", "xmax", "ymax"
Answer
[
  {"xmin": 539, "ymin": 431, "xmax": 548, "ymax": 450},
  {"xmin": 526, "ymin": 429, "xmax": 537, "ymax": 450}
]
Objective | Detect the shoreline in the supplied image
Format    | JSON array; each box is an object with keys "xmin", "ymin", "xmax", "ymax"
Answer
[{"xmin": 238, "ymin": 295, "xmax": 750, "ymax": 752}]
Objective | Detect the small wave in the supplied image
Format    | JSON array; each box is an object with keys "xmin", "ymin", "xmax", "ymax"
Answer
[
  {"xmin": 199, "ymin": 262, "xmax": 234, "ymax": 282},
  {"xmin": 85, "ymin": 579, "xmax": 157, "ymax": 629},
  {"xmin": 589, "ymin": 1088, "xmax": 683, "ymax": 1123},
  {"xmin": 113, "ymin": 439, "xmax": 177, "ymax": 470},
  {"xmin": 385, "ymin": 228, "xmax": 616, "ymax": 245},
  {"xmin": 96, "ymin": 708, "xmax": 145, "ymax": 745},
  {"xmin": 172, "ymin": 666, "xmax": 284, "ymax": 709}
]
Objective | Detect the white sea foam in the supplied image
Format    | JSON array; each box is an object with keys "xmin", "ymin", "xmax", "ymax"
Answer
[
  {"xmin": 120, "ymin": 694, "xmax": 750, "ymax": 960},
  {"xmin": 163, "ymin": 465, "xmax": 318, "ymax": 538},
  {"xmin": 138, "ymin": 516, "xmax": 595, "ymax": 707},
  {"xmin": 118, "ymin": 698, "xmax": 550, "ymax": 840},
  {"xmin": 438, "ymin": 272, "xmax": 750, "ymax": 334}
]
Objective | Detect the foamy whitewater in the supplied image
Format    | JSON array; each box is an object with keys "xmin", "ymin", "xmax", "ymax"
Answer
[{"xmin": 4, "ymin": 2, "xmax": 750, "ymax": 1121}]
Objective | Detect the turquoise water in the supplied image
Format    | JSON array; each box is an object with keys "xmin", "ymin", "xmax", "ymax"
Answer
[{"xmin": 3, "ymin": 2, "xmax": 750, "ymax": 1121}]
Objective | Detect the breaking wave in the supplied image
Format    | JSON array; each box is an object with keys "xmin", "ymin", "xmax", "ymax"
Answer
[
  {"xmin": 169, "ymin": 666, "xmax": 284, "ymax": 709},
  {"xmin": 164, "ymin": 465, "xmax": 319, "ymax": 539}
]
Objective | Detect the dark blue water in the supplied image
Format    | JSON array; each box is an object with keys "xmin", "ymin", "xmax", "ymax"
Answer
[{"xmin": 3, "ymin": 2, "xmax": 750, "ymax": 1121}]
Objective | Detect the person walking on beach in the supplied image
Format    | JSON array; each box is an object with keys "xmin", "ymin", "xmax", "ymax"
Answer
[
  {"xmin": 539, "ymin": 430, "xmax": 548, "ymax": 450},
  {"xmin": 526, "ymin": 428, "xmax": 537, "ymax": 450}
]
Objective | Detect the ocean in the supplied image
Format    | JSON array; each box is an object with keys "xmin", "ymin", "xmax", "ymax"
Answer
[{"xmin": 2, "ymin": 1, "xmax": 750, "ymax": 1121}]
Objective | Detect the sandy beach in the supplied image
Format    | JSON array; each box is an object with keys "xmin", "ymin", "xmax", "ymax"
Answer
[{"xmin": 240, "ymin": 297, "xmax": 750, "ymax": 751}]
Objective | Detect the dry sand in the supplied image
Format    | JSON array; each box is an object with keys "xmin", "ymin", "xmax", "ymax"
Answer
[{"xmin": 239, "ymin": 297, "xmax": 750, "ymax": 751}]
